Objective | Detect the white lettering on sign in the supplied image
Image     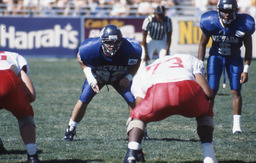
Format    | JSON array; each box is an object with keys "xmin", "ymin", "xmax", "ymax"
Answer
[{"xmin": 0, "ymin": 24, "xmax": 79, "ymax": 49}]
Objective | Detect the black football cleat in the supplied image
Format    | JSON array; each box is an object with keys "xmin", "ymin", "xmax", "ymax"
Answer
[
  {"xmin": 62, "ymin": 126, "xmax": 76, "ymax": 141},
  {"xmin": 27, "ymin": 153, "xmax": 40, "ymax": 163},
  {"xmin": 123, "ymin": 148, "xmax": 145, "ymax": 163}
]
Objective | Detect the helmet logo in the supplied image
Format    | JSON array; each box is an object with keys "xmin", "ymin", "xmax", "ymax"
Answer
[
  {"xmin": 108, "ymin": 35, "xmax": 118, "ymax": 40},
  {"xmin": 223, "ymin": 4, "xmax": 232, "ymax": 9}
]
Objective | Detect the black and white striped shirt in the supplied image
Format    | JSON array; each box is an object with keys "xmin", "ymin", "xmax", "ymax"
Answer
[{"xmin": 142, "ymin": 15, "xmax": 172, "ymax": 40}]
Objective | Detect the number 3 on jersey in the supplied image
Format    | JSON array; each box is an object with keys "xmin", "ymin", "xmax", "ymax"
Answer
[
  {"xmin": 0, "ymin": 55, "xmax": 7, "ymax": 60},
  {"xmin": 146, "ymin": 57, "xmax": 184, "ymax": 75}
]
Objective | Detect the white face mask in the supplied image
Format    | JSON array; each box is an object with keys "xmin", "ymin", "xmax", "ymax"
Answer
[{"xmin": 101, "ymin": 41, "xmax": 122, "ymax": 57}]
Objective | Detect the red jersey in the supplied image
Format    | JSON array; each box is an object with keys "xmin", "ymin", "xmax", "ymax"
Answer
[
  {"xmin": 0, "ymin": 51, "xmax": 34, "ymax": 119},
  {"xmin": 130, "ymin": 54, "xmax": 212, "ymax": 123}
]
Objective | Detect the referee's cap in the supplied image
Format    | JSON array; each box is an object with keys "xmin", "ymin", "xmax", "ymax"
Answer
[{"xmin": 154, "ymin": 5, "xmax": 165, "ymax": 14}]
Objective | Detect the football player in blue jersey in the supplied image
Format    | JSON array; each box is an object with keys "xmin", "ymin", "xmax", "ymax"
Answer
[
  {"xmin": 198, "ymin": 0, "xmax": 255, "ymax": 134},
  {"xmin": 62, "ymin": 24, "xmax": 142, "ymax": 141}
]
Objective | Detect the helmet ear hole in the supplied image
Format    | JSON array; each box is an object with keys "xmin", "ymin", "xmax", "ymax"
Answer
[{"xmin": 100, "ymin": 24, "xmax": 123, "ymax": 57}]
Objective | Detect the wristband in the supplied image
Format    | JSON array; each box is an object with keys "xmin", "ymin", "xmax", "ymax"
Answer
[
  {"xmin": 243, "ymin": 64, "xmax": 249, "ymax": 73},
  {"xmin": 83, "ymin": 67, "xmax": 97, "ymax": 85},
  {"xmin": 125, "ymin": 73, "xmax": 133, "ymax": 82}
]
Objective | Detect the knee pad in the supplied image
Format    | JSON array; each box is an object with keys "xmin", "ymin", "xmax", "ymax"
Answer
[
  {"xmin": 126, "ymin": 117, "xmax": 145, "ymax": 134},
  {"xmin": 18, "ymin": 116, "xmax": 35, "ymax": 128},
  {"xmin": 196, "ymin": 116, "xmax": 214, "ymax": 128}
]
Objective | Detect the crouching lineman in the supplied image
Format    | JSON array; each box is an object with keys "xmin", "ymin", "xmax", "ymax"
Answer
[
  {"xmin": 62, "ymin": 24, "xmax": 142, "ymax": 141},
  {"xmin": 0, "ymin": 51, "xmax": 39, "ymax": 163},
  {"xmin": 124, "ymin": 54, "xmax": 217, "ymax": 163}
]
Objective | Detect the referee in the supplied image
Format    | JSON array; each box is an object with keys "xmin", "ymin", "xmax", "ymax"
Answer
[{"xmin": 141, "ymin": 5, "xmax": 173, "ymax": 66}]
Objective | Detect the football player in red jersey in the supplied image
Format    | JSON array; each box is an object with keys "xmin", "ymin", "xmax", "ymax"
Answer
[
  {"xmin": 124, "ymin": 54, "xmax": 217, "ymax": 163},
  {"xmin": 0, "ymin": 51, "xmax": 39, "ymax": 163}
]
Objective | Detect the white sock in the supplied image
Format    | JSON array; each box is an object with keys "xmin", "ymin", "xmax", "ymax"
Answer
[
  {"xmin": 233, "ymin": 115, "xmax": 241, "ymax": 133},
  {"xmin": 26, "ymin": 143, "xmax": 37, "ymax": 155},
  {"xmin": 68, "ymin": 118, "xmax": 79, "ymax": 131},
  {"xmin": 128, "ymin": 141, "xmax": 141, "ymax": 150},
  {"xmin": 201, "ymin": 143, "xmax": 217, "ymax": 163}
]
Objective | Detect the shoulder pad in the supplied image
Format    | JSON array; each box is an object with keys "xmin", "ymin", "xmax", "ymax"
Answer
[
  {"xmin": 78, "ymin": 38, "xmax": 101, "ymax": 55},
  {"xmin": 78, "ymin": 37, "xmax": 101, "ymax": 66},
  {"xmin": 121, "ymin": 38, "xmax": 142, "ymax": 58},
  {"xmin": 236, "ymin": 14, "xmax": 255, "ymax": 36},
  {"xmin": 244, "ymin": 14, "xmax": 255, "ymax": 36},
  {"xmin": 200, "ymin": 11, "xmax": 219, "ymax": 36}
]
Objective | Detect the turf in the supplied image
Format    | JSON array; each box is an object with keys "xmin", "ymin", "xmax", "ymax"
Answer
[{"xmin": 0, "ymin": 58, "xmax": 255, "ymax": 163}]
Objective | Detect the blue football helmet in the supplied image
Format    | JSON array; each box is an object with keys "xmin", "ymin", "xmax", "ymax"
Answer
[
  {"xmin": 100, "ymin": 24, "xmax": 123, "ymax": 57},
  {"xmin": 217, "ymin": 0, "xmax": 238, "ymax": 25}
]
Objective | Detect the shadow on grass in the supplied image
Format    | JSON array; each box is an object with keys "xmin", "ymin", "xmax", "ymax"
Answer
[
  {"xmin": 143, "ymin": 137, "xmax": 200, "ymax": 142},
  {"xmin": 41, "ymin": 160, "xmax": 104, "ymax": 163},
  {"xmin": 217, "ymin": 93, "xmax": 230, "ymax": 96},
  {"xmin": 154, "ymin": 161, "xmax": 254, "ymax": 163},
  {"xmin": 218, "ymin": 161, "xmax": 256, "ymax": 163},
  {"xmin": 1, "ymin": 149, "xmax": 43, "ymax": 155}
]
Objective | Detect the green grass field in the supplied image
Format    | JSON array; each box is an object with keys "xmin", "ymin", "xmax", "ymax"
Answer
[{"xmin": 0, "ymin": 58, "xmax": 256, "ymax": 163}]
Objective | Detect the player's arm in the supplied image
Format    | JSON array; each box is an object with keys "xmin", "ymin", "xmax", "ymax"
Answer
[
  {"xmin": 77, "ymin": 53, "xmax": 99, "ymax": 93},
  {"xmin": 19, "ymin": 66, "xmax": 36, "ymax": 102},
  {"xmin": 240, "ymin": 35, "xmax": 252, "ymax": 83},
  {"xmin": 195, "ymin": 73, "xmax": 214, "ymax": 101},
  {"xmin": 129, "ymin": 59, "xmax": 141, "ymax": 77},
  {"xmin": 198, "ymin": 32, "xmax": 210, "ymax": 61},
  {"xmin": 119, "ymin": 59, "xmax": 141, "ymax": 87},
  {"xmin": 165, "ymin": 31, "xmax": 172, "ymax": 56},
  {"xmin": 131, "ymin": 69, "xmax": 147, "ymax": 105},
  {"xmin": 142, "ymin": 30, "xmax": 150, "ymax": 62},
  {"xmin": 135, "ymin": 97, "xmax": 143, "ymax": 105}
]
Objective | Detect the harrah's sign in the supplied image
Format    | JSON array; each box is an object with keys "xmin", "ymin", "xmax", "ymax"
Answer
[
  {"xmin": 0, "ymin": 24, "xmax": 78, "ymax": 49},
  {"xmin": 0, "ymin": 17, "xmax": 81, "ymax": 57}
]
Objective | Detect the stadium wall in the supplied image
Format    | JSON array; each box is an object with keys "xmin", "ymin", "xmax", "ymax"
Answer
[{"xmin": 0, "ymin": 16, "xmax": 255, "ymax": 58}]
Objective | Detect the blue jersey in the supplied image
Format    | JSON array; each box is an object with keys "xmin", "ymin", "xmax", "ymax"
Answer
[
  {"xmin": 78, "ymin": 37, "xmax": 142, "ymax": 83},
  {"xmin": 200, "ymin": 11, "xmax": 255, "ymax": 57}
]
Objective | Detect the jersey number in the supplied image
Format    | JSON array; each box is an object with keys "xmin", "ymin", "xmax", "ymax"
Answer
[
  {"xmin": 146, "ymin": 57, "xmax": 184, "ymax": 75},
  {"xmin": 0, "ymin": 55, "xmax": 7, "ymax": 60},
  {"xmin": 218, "ymin": 42, "xmax": 231, "ymax": 56}
]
